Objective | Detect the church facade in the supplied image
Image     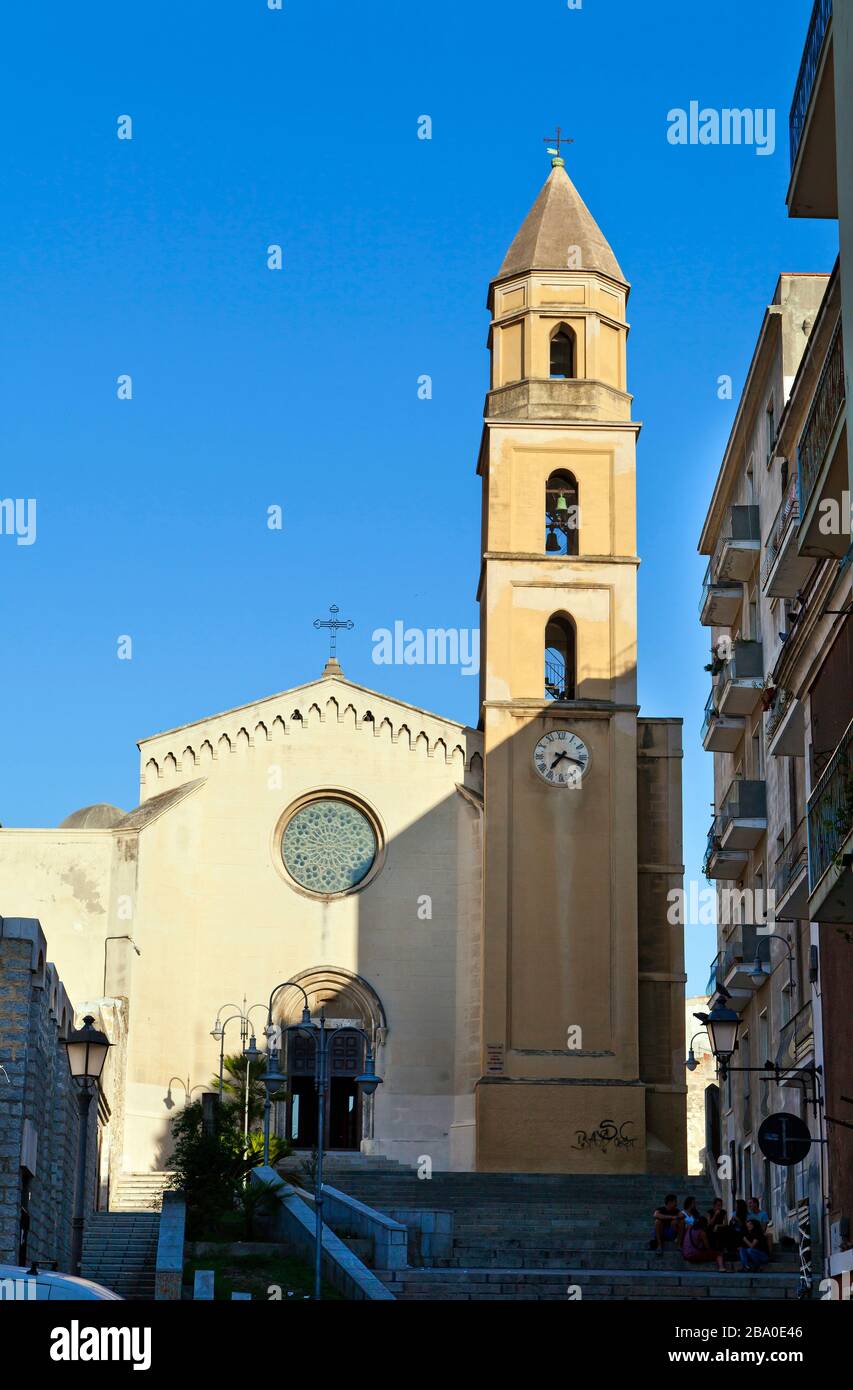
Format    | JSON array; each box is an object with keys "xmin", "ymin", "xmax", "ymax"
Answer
[{"xmin": 0, "ymin": 159, "xmax": 687, "ymax": 1180}]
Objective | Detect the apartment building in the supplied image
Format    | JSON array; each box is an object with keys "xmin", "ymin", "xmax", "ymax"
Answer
[{"xmin": 697, "ymin": 0, "xmax": 852, "ymax": 1291}]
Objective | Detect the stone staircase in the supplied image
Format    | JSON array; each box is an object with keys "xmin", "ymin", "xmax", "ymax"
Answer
[
  {"xmin": 276, "ymin": 1151, "xmax": 414, "ymax": 1178},
  {"xmin": 330, "ymin": 1171, "xmax": 802, "ymax": 1302},
  {"xmin": 110, "ymin": 1172, "xmax": 174, "ymax": 1212},
  {"xmin": 81, "ymin": 1212, "xmax": 161, "ymax": 1300}
]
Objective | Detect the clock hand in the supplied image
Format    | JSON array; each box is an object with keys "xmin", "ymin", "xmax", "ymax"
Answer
[{"xmin": 551, "ymin": 752, "xmax": 583, "ymax": 768}]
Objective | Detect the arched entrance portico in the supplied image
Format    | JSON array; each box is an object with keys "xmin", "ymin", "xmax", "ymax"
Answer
[{"xmin": 273, "ymin": 967, "xmax": 387, "ymax": 1152}]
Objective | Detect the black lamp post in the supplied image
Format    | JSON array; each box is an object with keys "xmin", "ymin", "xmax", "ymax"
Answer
[
  {"xmin": 685, "ymin": 1030, "xmax": 710, "ymax": 1072},
  {"xmin": 262, "ymin": 981, "xmax": 383, "ymax": 1299},
  {"xmin": 695, "ymin": 996, "xmax": 741, "ymax": 1070},
  {"xmin": 748, "ymin": 933, "xmax": 796, "ymax": 993},
  {"xmin": 693, "ymin": 993, "xmax": 824, "ymax": 1115},
  {"xmin": 63, "ymin": 1015, "xmax": 111, "ymax": 1276}
]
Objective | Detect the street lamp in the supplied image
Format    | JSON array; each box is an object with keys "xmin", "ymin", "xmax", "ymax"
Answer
[
  {"xmin": 288, "ymin": 1007, "xmax": 383, "ymax": 1302},
  {"xmin": 748, "ymin": 933, "xmax": 796, "ymax": 993},
  {"xmin": 685, "ymin": 1030, "xmax": 710, "ymax": 1072},
  {"xmin": 260, "ymin": 1051, "xmax": 288, "ymax": 1164},
  {"xmin": 263, "ymin": 981, "xmax": 383, "ymax": 1300},
  {"xmin": 693, "ymin": 996, "xmax": 740, "ymax": 1071},
  {"xmin": 211, "ymin": 1011, "xmax": 247, "ymax": 1099},
  {"xmin": 63, "ymin": 1015, "xmax": 111, "ymax": 1276},
  {"xmin": 355, "ymin": 1050, "xmax": 382, "ymax": 1094}
]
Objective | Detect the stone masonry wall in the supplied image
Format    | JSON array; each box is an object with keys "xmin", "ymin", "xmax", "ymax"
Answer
[{"xmin": 0, "ymin": 918, "xmax": 98, "ymax": 1269}]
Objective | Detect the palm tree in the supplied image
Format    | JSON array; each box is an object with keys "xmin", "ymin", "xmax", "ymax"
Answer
[{"xmin": 211, "ymin": 1053, "xmax": 287, "ymax": 1131}]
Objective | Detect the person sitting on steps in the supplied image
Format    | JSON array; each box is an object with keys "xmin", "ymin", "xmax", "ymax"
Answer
[
  {"xmin": 747, "ymin": 1196, "xmax": 773, "ymax": 1255},
  {"xmin": 681, "ymin": 1215, "xmax": 726, "ymax": 1272},
  {"xmin": 739, "ymin": 1218, "xmax": 770, "ymax": 1273},
  {"xmin": 722, "ymin": 1198, "xmax": 749, "ymax": 1269},
  {"xmin": 652, "ymin": 1194, "xmax": 684, "ymax": 1255},
  {"xmin": 707, "ymin": 1197, "xmax": 727, "ymax": 1251}
]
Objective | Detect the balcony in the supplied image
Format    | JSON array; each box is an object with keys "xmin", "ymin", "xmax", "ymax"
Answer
[
  {"xmin": 714, "ymin": 640, "xmax": 765, "ymax": 718},
  {"xmin": 711, "ymin": 928, "xmax": 772, "ymax": 1010},
  {"xmin": 797, "ymin": 318, "xmax": 848, "ymax": 557},
  {"xmin": 704, "ymin": 818, "xmax": 748, "ymax": 880},
  {"xmin": 787, "ymin": 0, "xmax": 836, "ymax": 218},
  {"xmin": 773, "ymin": 818, "xmax": 810, "ymax": 921},
  {"xmin": 775, "ymin": 1001, "xmax": 815, "ymax": 1083},
  {"xmin": 699, "ymin": 561, "xmax": 742, "ymax": 628},
  {"xmin": 807, "ymin": 716, "xmax": 853, "ymax": 921},
  {"xmin": 712, "ymin": 506, "xmax": 761, "ymax": 582},
  {"xmin": 702, "ymin": 689, "xmax": 745, "ymax": 753},
  {"xmin": 761, "ymin": 479, "xmax": 813, "ymax": 597},
  {"xmin": 765, "ymin": 686, "xmax": 805, "ymax": 758},
  {"xmin": 719, "ymin": 778, "xmax": 768, "ymax": 851}
]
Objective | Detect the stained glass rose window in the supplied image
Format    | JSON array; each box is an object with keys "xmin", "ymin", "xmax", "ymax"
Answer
[{"xmin": 282, "ymin": 799, "xmax": 377, "ymax": 894}]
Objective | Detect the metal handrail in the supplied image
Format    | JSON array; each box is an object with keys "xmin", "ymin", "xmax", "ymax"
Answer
[
  {"xmin": 797, "ymin": 318, "xmax": 845, "ymax": 517},
  {"xmin": 761, "ymin": 479, "xmax": 800, "ymax": 585},
  {"xmin": 807, "ymin": 715, "xmax": 853, "ymax": 889},
  {"xmin": 789, "ymin": 0, "xmax": 833, "ymax": 167},
  {"xmin": 765, "ymin": 686, "xmax": 794, "ymax": 743},
  {"xmin": 711, "ymin": 506, "xmax": 761, "ymax": 581},
  {"xmin": 720, "ymin": 777, "xmax": 767, "ymax": 823},
  {"xmin": 773, "ymin": 817, "xmax": 808, "ymax": 901}
]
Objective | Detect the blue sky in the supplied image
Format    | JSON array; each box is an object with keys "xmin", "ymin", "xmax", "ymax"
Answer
[{"xmin": 0, "ymin": 1, "xmax": 837, "ymax": 991}]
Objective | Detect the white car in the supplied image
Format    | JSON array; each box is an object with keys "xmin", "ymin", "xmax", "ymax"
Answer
[{"xmin": 0, "ymin": 1263, "xmax": 123, "ymax": 1300}]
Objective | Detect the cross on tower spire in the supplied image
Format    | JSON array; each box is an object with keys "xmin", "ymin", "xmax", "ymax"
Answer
[
  {"xmin": 314, "ymin": 604, "xmax": 354, "ymax": 675},
  {"xmin": 544, "ymin": 126, "xmax": 574, "ymax": 167}
]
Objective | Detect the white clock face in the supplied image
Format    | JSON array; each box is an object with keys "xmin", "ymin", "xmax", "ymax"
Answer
[{"xmin": 533, "ymin": 730, "xmax": 590, "ymax": 787}]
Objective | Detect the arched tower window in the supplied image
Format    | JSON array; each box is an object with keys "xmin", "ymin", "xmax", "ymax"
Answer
[
  {"xmin": 549, "ymin": 326, "xmax": 576, "ymax": 380},
  {"xmin": 545, "ymin": 614, "xmax": 576, "ymax": 702},
  {"xmin": 545, "ymin": 470, "xmax": 579, "ymax": 556}
]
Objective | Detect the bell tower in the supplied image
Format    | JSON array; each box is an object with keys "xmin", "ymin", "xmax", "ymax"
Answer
[{"xmin": 476, "ymin": 155, "xmax": 657, "ymax": 1172}]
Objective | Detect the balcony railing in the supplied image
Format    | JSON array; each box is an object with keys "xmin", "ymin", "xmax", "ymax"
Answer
[
  {"xmin": 775, "ymin": 1001, "xmax": 814, "ymax": 1071},
  {"xmin": 761, "ymin": 480, "xmax": 800, "ymax": 586},
  {"xmin": 789, "ymin": 0, "xmax": 833, "ymax": 168},
  {"xmin": 807, "ymin": 716, "xmax": 853, "ymax": 890},
  {"xmin": 707, "ymin": 951, "xmax": 723, "ymax": 994},
  {"xmin": 721, "ymin": 777, "xmax": 767, "ymax": 824},
  {"xmin": 798, "ymin": 318, "xmax": 845, "ymax": 518},
  {"xmin": 711, "ymin": 506, "xmax": 761, "ymax": 583},
  {"xmin": 704, "ymin": 819, "xmax": 723, "ymax": 875},
  {"xmin": 701, "ymin": 689, "xmax": 717, "ymax": 743},
  {"xmin": 765, "ymin": 686, "xmax": 794, "ymax": 744},
  {"xmin": 774, "ymin": 817, "xmax": 808, "ymax": 902},
  {"xmin": 718, "ymin": 639, "xmax": 764, "ymax": 686},
  {"xmin": 706, "ymin": 929, "xmax": 772, "ymax": 996},
  {"xmin": 699, "ymin": 559, "xmax": 742, "ymax": 623}
]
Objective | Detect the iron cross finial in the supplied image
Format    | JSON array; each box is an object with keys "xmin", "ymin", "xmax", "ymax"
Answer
[
  {"xmin": 544, "ymin": 127, "xmax": 574, "ymax": 163},
  {"xmin": 313, "ymin": 604, "xmax": 354, "ymax": 660}
]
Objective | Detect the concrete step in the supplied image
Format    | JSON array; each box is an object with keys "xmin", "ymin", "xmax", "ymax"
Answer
[
  {"xmin": 110, "ymin": 1172, "xmax": 174, "ymax": 1212},
  {"xmin": 375, "ymin": 1267, "xmax": 800, "ymax": 1301},
  {"xmin": 277, "ymin": 1153, "xmax": 415, "ymax": 1174},
  {"xmin": 445, "ymin": 1248, "xmax": 799, "ymax": 1270},
  {"xmin": 80, "ymin": 1209, "xmax": 161, "ymax": 1300}
]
